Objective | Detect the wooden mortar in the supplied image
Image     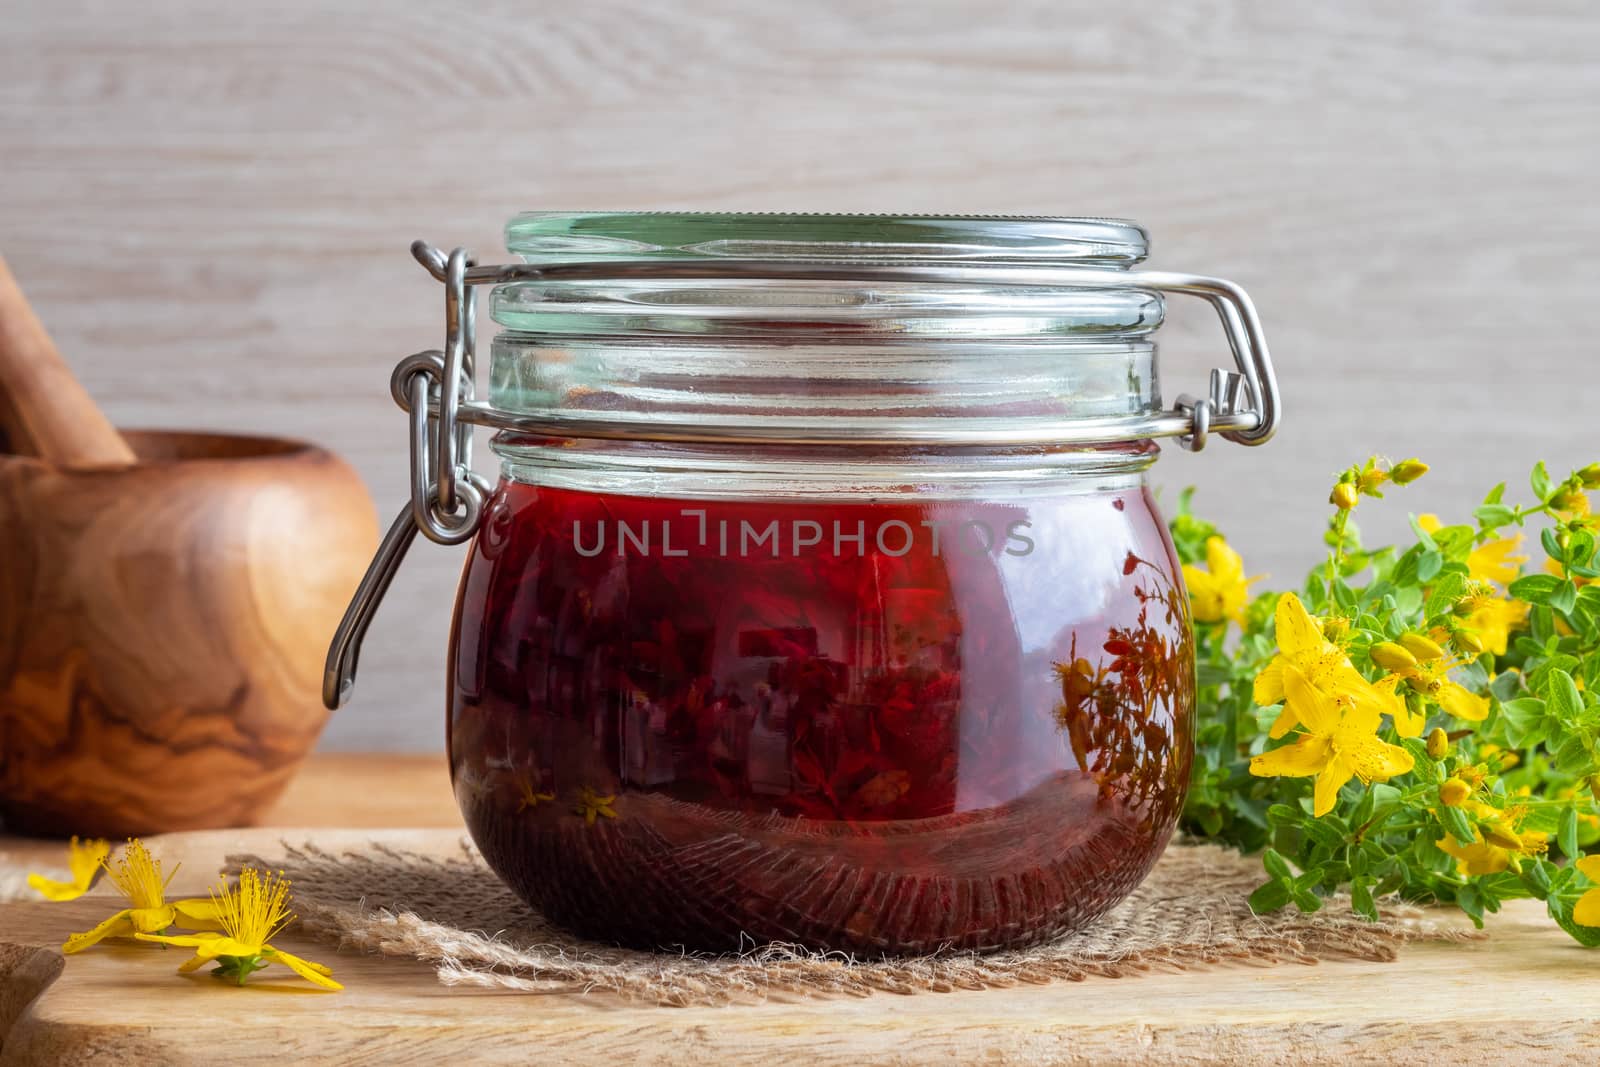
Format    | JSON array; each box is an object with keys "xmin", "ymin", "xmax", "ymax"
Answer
[
  {"xmin": 0, "ymin": 431, "xmax": 379, "ymax": 836},
  {"xmin": 0, "ymin": 255, "xmax": 378, "ymax": 836}
]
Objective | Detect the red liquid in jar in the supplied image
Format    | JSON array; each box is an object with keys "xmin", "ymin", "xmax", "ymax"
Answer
[{"xmin": 449, "ymin": 479, "xmax": 1193, "ymax": 954}]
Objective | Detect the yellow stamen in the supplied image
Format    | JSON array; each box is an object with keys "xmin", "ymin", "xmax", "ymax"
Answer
[{"xmin": 214, "ymin": 868, "xmax": 295, "ymax": 948}]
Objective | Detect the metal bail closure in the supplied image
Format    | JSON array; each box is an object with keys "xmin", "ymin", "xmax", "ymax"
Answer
[{"xmin": 324, "ymin": 238, "xmax": 1282, "ymax": 709}]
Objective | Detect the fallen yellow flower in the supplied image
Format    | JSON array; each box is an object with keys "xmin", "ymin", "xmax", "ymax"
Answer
[
  {"xmin": 1249, "ymin": 664, "xmax": 1415, "ymax": 816},
  {"xmin": 62, "ymin": 839, "xmax": 220, "ymax": 954},
  {"xmin": 136, "ymin": 867, "xmax": 340, "ymax": 990},
  {"xmin": 28, "ymin": 837, "xmax": 110, "ymax": 902}
]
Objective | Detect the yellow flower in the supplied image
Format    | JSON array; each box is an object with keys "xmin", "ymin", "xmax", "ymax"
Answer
[
  {"xmin": 1249, "ymin": 664, "xmax": 1415, "ymax": 816},
  {"xmin": 1182, "ymin": 536, "xmax": 1260, "ymax": 626},
  {"xmin": 515, "ymin": 774, "xmax": 555, "ymax": 813},
  {"xmin": 1417, "ymin": 514, "xmax": 1525, "ymax": 585},
  {"xmin": 1253, "ymin": 592, "xmax": 1371, "ymax": 738},
  {"xmin": 28, "ymin": 837, "xmax": 110, "ymax": 902},
  {"xmin": 1456, "ymin": 593, "xmax": 1529, "ymax": 657},
  {"xmin": 1381, "ymin": 658, "xmax": 1489, "ymax": 723},
  {"xmin": 1437, "ymin": 803, "xmax": 1548, "ymax": 875},
  {"xmin": 61, "ymin": 839, "xmax": 220, "ymax": 954},
  {"xmin": 573, "ymin": 786, "xmax": 618, "ymax": 825},
  {"xmin": 135, "ymin": 868, "xmax": 340, "ymax": 990},
  {"xmin": 1575, "ymin": 855, "xmax": 1600, "ymax": 926}
]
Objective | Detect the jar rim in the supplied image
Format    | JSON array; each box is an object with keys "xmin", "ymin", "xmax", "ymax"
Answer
[{"xmin": 505, "ymin": 212, "xmax": 1149, "ymax": 266}]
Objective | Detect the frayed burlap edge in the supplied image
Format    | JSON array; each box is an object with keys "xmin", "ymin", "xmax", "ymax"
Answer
[{"xmin": 225, "ymin": 840, "xmax": 1482, "ymax": 1006}]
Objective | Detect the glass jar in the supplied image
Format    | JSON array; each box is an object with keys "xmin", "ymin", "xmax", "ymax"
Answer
[{"xmin": 327, "ymin": 213, "xmax": 1280, "ymax": 955}]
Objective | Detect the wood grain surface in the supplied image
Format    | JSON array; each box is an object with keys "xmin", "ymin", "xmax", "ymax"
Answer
[
  {"xmin": 0, "ymin": 432, "xmax": 377, "ymax": 835},
  {"xmin": 0, "ymin": 818, "xmax": 1596, "ymax": 1065},
  {"xmin": 3, "ymin": 2, "xmax": 1598, "ymax": 750}
]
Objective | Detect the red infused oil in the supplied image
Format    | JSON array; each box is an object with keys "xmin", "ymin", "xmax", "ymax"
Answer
[{"xmin": 449, "ymin": 479, "xmax": 1194, "ymax": 954}]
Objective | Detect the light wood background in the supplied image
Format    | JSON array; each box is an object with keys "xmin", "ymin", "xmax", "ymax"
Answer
[{"xmin": 3, "ymin": 1, "xmax": 1597, "ymax": 751}]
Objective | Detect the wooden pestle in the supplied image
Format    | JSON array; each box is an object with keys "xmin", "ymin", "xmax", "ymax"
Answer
[{"xmin": 0, "ymin": 254, "xmax": 135, "ymax": 466}]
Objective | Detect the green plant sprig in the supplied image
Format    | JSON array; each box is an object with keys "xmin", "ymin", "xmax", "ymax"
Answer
[{"xmin": 1176, "ymin": 457, "xmax": 1600, "ymax": 943}]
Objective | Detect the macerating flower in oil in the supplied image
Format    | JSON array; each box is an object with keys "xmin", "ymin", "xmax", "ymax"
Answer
[
  {"xmin": 573, "ymin": 786, "xmax": 618, "ymax": 825},
  {"xmin": 60, "ymin": 839, "xmax": 220, "ymax": 954},
  {"xmin": 28, "ymin": 837, "xmax": 110, "ymax": 902},
  {"xmin": 135, "ymin": 868, "xmax": 340, "ymax": 990},
  {"xmin": 515, "ymin": 774, "xmax": 555, "ymax": 812}
]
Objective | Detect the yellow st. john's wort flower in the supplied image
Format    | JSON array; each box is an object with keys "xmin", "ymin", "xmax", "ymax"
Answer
[
  {"xmin": 573, "ymin": 786, "xmax": 618, "ymax": 825},
  {"xmin": 135, "ymin": 868, "xmax": 340, "ymax": 990},
  {"xmin": 1436, "ymin": 802, "xmax": 1548, "ymax": 875},
  {"xmin": 1249, "ymin": 665, "xmax": 1415, "ymax": 816},
  {"xmin": 1182, "ymin": 536, "xmax": 1261, "ymax": 626},
  {"xmin": 1253, "ymin": 592, "xmax": 1370, "ymax": 738},
  {"xmin": 1456, "ymin": 591, "xmax": 1529, "ymax": 657},
  {"xmin": 61, "ymin": 839, "xmax": 220, "ymax": 954},
  {"xmin": 1417, "ymin": 514, "xmax": 1525, "ymax": 586},
  {"xmin": 1369, "ymin": 633, "xmax": 1489, "ymax": 725},
  {"xmin": 28, "ymin": 837, "xmax": 110, "ymax": 902},
  {"xmin": 1574, "ymin": 856, "xmax": 1600, "ymax": 927}
]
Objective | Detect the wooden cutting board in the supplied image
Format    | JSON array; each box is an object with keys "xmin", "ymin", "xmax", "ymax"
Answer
[{"xmin": 1, "ymin": 759, "xmax": 1597, "ymax": 1064}]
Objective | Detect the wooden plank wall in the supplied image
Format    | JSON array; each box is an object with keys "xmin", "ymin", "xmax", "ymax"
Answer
[{"xmin": 3, "ymin": 1, "xmax": 1596, "ymax": 749}]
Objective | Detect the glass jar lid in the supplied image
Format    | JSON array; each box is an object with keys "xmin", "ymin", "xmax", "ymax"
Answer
[
  {"xmin": 504, "ymin": 212, "xmax": 1150, "ymax": 265},
  {"xmin": 492, "ymin": 213, "xmax": 1160, "ymax": 340}
]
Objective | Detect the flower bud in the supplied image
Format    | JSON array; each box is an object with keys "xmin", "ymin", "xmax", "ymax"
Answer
[
  {"xmin": 1398, "ymin": 632, "xmax": 1447, "ymax": 662},
  {"xmin": 1439, "ymin": 778, "xmax": 1471, "ymax": 807},
  {"xmin": 1426, "ymin": 727, "xmax": 1450, "ymax": 760},
  {"xmin": 1551, "ymin": 487, "xmax": 1589, "ymax": 513},
  {"xmin": 1359, "ymin": 468, "xmax": 1388, "ymax": 494},
  {"xmin": 1370, "ymin": 641, "xmax": 1419, "ymax": 673},
  {"xmin": 1330, "ymin": 482, "xmax": 1360, "ymax": 511},
  {"xmin": 1390, "ymin": 459, "xmax": 1429, "ymax": 485},
  {"xmin": 1483, "ymin": 822, "xmax": 1524, "ymax": 851},
  {"xmin": 1453, "ymin": 628, "xmax": 1486, "ymax": 656},
  {"xmin": 1579, "ymin": 464, "xmax": 1600, "ymax": 491}
]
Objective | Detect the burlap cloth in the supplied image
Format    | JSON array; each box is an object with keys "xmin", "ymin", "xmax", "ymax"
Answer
[{"xmin": 215, "ymin": 840, "xmax": 1475, "ymax": 1006}]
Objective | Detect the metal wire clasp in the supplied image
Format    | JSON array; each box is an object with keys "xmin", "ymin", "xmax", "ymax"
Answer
[{"xmin": 323, "ymin": 243, "xmax": 491, "ymax": 709}]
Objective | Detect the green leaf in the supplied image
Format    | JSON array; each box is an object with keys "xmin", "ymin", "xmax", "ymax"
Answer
[
  {"xmin": 1351, "ymin": 879, "xmax": 1378, "ymax": 921},
  {"xmin": 1554, "ymin": 733, "xmax": 1594, "ymax": 775},
  {"xmin": 1440, "ymin": 804, "xmax": 1477, "ymax": 847},
  {"xmin": 1292, "ymin": 889, "xmax": 1324, "ymax": 913},
  {"xmin": 1551, "ymin": 905, "xmax": 1600, "ymax": 947},
  {"xmin": 1424, "ymin": 570, "xmax": 1469, "ymax": 616},
  {"xmin": 1474, "ymin": 503, "xmax": 1517, "ymax": 527},
  {"xmin": 1455, "ymin": 884, "xmax": 1486, "ymax": 927},
  {"xmin": 1552, "ymin": 580, "xmax": 1579, "ymax": 616},
  {"xmin": 1484, "ymin": 482, "xmax": 1507, "ymax": 506},
  {"xmin": 1417, "ymin": 550, "xmax": 1443, "ymax": 582},
  {"xmin": 1548, "ymin": 668, "xmax": 1584, "ymax": 724},
  {"xmin": 1560, "ymin": 807, "xmax": 1581, "ymax": 861},
  {"xmin": 1497, "ymin": 698, "xmax": 1547, "ymax": 748},
  {"xmin": 1248, "ymin": 879, "xmax": 1292, "ymax": 914},
  {"xmin": 1509, "ymin": 573, "xmax": 1562, "ymax": 605},
  {"xmin": 1542, "ymin": 527, "xmax": 1567, "ymax": 564},
  {"xmin": 1262, "ymin": 848, "xmax": 1293, "ymax": 880},
  {"xmin": 1532, "ymin": 461, "xmax": 1554, "ymax": 500}
]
